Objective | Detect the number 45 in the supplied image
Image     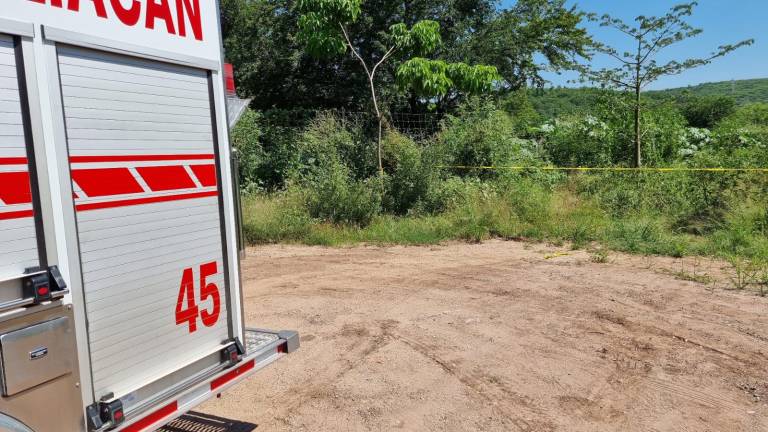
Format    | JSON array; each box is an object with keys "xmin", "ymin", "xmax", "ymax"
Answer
[{"xmin": 176, "ymin": 262, "xmax": 221, "ymax": 333}]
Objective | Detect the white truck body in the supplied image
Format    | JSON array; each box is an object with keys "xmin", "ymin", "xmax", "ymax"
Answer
[{"xmin": 0, "ymin": 2, "xmax": 297, "ymax": 431}]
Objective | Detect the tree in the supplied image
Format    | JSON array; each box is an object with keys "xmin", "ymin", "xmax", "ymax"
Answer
[
  {"xmin": 580, "ymin": 2, "xmax": 753, "ymax": 167},
  {"xmin": 295, "ymin": 0, "xmax": 499, "ymax": 174},
  {"xmin": 467, "ymin": 0, "xmax": 593, "ymax": 91}
]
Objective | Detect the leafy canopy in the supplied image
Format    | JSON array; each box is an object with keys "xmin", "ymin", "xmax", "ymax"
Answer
[
  {"xmin": 295, "ymin": 0, "xmax": 500, "ymax": 100},
  {"xmin": 582, "ymin": 2, "xmax": 754, "ymax": 91}
]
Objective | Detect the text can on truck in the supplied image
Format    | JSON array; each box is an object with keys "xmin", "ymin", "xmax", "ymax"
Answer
[{"xmin": 0, "ymin": 1, "xmax": 298, "ymax": 431}]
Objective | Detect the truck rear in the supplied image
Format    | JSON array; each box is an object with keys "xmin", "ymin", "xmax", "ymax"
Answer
[{"xmin": 0, "ymin": 2, "xmax": 297, "ymax": 431}]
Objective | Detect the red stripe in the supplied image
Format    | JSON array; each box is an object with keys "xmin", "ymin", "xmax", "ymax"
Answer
[
  {"xmin": 0, "ymin": 210, "xmax": 34, "ymax": 220},
  {"xmin": 0, "ymin": 172, "xmax": 33, "ymax": 205},
  {"xmin": 70, "ymin": 154, "xmax": 214, "ymax": 163},
  {"xmin": 211, "ymin": 360, "xmax": 255, "ymax": 391},
  {"xmin": 76, "ymin": 190, "xmax": 218, "ymax": 212},
  {"xmin": 190, "ymin": 165, "xmax": 217, "ymax": 187},
  {"xmin": 0, "ymin": 157, "xmax": 28, "ymax": 165},
  {"xmin": 121, "ymin": 401, "xmax": 178, "ymax": 432},
  {"xmin": 72, "ymin": 168, "xmax": 144, "ymax": 197},
  {"xmin": 136, "ymin": 166, "xmax": 196, "ymax": 191}
]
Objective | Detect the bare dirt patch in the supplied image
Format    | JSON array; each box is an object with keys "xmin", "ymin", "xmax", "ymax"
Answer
[{"xmin": 195, "ymin": 240, "xmax": 768, "ymax": 431}]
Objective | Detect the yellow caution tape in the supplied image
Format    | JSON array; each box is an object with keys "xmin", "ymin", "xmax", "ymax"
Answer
[{"xmin": 438, "ymin": 165, "xmax": 768, "ymax": 173}]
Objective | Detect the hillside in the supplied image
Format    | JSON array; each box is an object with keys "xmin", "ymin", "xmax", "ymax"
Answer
[
  {"xmin": 650, "ymin": 78, "xmax": 768, "ymax": 105},
  {"xmin": 530, "ymin": 78, "xmax": 768, "ymax": 119}
]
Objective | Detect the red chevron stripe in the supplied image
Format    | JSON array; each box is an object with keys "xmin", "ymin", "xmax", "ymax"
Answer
[
  {"xmin": 72, "ymin": 168, "xmax": 144, "ymax": 197},
  {"xmin": 136, "ymin": 166, "xmax": 196, "ymax": 191},
  {"xmin": 0, "ymin": 172, "xmax": 33, "ymax": 205},
  {"xmin": 190, "ymin": 164, "xmax": 217, "ymax": 187}
]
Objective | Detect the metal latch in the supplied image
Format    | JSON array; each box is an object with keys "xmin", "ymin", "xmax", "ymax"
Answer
[
  {"xmin": 87, "ymin": 394, "xmax": 125, "ymax": 431},
  {"xmin": 22, "ymin": 266, "xmax": 68, "ymax": 306},
  {"xmin": 22, "ymin": 273, "xmax": 51, "ymax": 304},
  {"xmin": 221, "ymin": 338, "xmax": 245, "ymax": 365}
]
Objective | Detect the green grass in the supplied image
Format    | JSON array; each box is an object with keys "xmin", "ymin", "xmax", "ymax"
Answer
[{"xmin": 241, "ymin": 183, "xmax": 768, "ymax": 263}]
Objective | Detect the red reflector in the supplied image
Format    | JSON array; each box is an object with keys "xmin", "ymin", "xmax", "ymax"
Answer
[
  {"xmin": 114, "ymin": 410, "xmax": 124, "ymax": 421},
  {"xmin": 211, "ymin": 359, "xmax": 255, "ymax": 391},
  {"xmin": 224, "ymin": 63, "xmax": 236, "ymax": 95},
  {"xmin": 277, "ymin": 343, "xmax": 287, "ymax": 354},
  {"xmin": 121, "ymin": 401, "xmax": 177, "ymax": 432},
  {"xmin": 37, "ymin": 286, "xmax": 49, "ymax": 296}
]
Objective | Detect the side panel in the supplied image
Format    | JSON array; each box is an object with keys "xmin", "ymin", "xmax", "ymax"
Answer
[
  {"xmin": 57, "ymin": 45, "xmax": 230, "ymax": 400},
  {"xmin": 0, "ymin": 34, "xmax": 39, "ymax": 291}
]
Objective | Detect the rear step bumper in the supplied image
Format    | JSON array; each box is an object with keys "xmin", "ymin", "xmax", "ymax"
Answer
[{"xmin": 112, "ymin": 329, "xmax": 298, "ymax": 432}]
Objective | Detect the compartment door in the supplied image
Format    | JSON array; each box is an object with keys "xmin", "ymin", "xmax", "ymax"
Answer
[
  {"xmin": 56, "ymin": 45, "xmax": 231, "ymax": 400},
  {"xmin": 0, "ymin": 34, "xmax": 42, "ymax": 300}
]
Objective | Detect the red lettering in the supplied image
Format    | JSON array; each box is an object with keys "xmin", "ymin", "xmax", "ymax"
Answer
[
  {"xmin": 199, "ymin": 262, "xmax": 220, "ymax": 327},
  {"xmin": 90, "ymin": 0, "xmax": 108, "ymax": 18},
  {"xmin": 110, "ymin": 0, "xmax": 141, "ymax": 26},
  {"xmin": 28, "ymin": 0, "xmax": 46, "ymax": 4},
  {"xmin": 175, "ymin": 268, "xmax": 198, "ymax": 333},
  {"xmin": 176, "ymin": 0, "xmax": 203, "ymax": 41},
  {"xmin": 146, "ymin": 0, "xmax": 176, "ymax": 35}
]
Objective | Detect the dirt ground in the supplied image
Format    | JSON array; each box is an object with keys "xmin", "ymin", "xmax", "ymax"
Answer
[{"xmin": 183, "ymin": 240, "xmax": 768, "ymax": 431}]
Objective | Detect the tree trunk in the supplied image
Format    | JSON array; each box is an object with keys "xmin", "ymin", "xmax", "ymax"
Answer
[
  {"xmin": 377, "ymin": 114, "xmax": 383, "ymax": 175},
  {"xmin": 634, "ymin": 85, "xmax": 641, "ymax": 168},
  {"xmin": 634, "ymin": 38, "xmax": 643, "ymax": 169}
]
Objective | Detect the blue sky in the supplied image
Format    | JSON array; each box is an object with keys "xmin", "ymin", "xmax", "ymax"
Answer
[{"xmin": 501, "ymin": 0, "xmax": 767, "ymax": 90}]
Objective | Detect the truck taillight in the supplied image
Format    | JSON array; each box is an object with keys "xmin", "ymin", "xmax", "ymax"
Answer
[{"xmin": 224, "ymin": 63, "xmax": 236, "ymax": 95}]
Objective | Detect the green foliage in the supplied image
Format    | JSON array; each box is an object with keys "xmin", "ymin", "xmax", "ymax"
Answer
[
  {"xmin": 467, "ymin": 0, "xmax": 593, "ymax": 90},
  {"xmin": 712, "ymin": 103, "xmax": 768, "ymax": 151},
  {"xmin": 229, "ymin": 109, "xmax": 263, "ymax": 190},
  {"xmin": 541, "ymin": 94, "xmax": 689, "ymax": 167},
  {"xmin": 303, "ymin": 164, "xmax": 383, "ymax": 226},
  {"xmin": 436, "ymin": 99, "xmax": 552, "ymax": 180},
  {"xmin": 648, "ymin": 78, "xmax": 768, "ymax": 106},
  {"xmin": 679, "ymin": 95, "xmax": 737, "ymax": 129},
  {"xmin": 221, "ymin": 0, "xmax": 594, "ymax": 113},
  {"xmin": 581, "ymin": 1, "xmax": 753, "ymax": 166},
  {"xmin": 396, "ymin": 59, "xmax": 500, "ymax": 97},
  {"xmin": 584, "ymin": 3, "xmax": 753, "ymax": 91},
  {"xmin": 381, "ymin": 132, "xmax": 437, "ymax": 215}
]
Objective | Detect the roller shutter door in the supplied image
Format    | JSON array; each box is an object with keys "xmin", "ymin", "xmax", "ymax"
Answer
[
  {"xmin": 0, "ymin": 34, "xmax": 41, "ymax": 299},
  {"xmin": 57, "ymin": 45, "xmax": 230, "ymax": 399}
]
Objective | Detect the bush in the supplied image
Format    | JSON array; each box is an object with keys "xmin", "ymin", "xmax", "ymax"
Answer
[
  {"xmin": 293, "ymin": 112, "xmax": 377, "ymax": 184},
  {"xmin": 712, "ymin": 103, "xmax": 768, "ymax": 151},
  {"xmin": 541, "ymin": 114, "xmax": 615, "ymax": 167},
  {"xmin": 230, "ymin": 109, "xmax": 264, "ymax": 191},
  {"xmin": 381, "ymin": 131, "xmax": 437, "ymax": 215},
  {"xmin": 437, "ymin": 98, "xmax": 551, "ymax": 180},
  {"xmin": 302, "ymin": 164, "xmax": 383, "ymax": 226},
  {"xmin": 679, "ymin": 95, "xmax": 737, "ymax": 129},
  {"xmin": 541, "ymin": 94, "xmax": 688, "ymax": 167}
]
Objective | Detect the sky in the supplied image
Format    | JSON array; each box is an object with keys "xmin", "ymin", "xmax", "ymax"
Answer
[{"xmin": 501, "ymin": 0, "xmax": 768, "ymax": 90}]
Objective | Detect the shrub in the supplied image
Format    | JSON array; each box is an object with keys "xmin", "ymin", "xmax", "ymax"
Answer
[
  {"xmin": 230, "ymin": 109, "xmax": 264, "ymax": 191},
  {"xmin": 381, "ymin": 131, "xmax": 437, "ymax": 215},
  {"xmin": 437, "ymin": 98, "xmax": 551, "ymax": 180},
  {"xmin": 302, "ymin": 163, "xmax": 382, "ymax": 226},
  {"xmin": 679, "ymin": 95, "xmax": 737, "ymax": 129},
  {"xmin": 712, "ymin": 103, "xmax": 768, "ymax": 151},
  {"xmin": 541, "ymin": 114, "xmax": 615, "ymax": 167},
  {"xmin": 293, "ymin": 112, "xmax": 377, "ymax": 184}
]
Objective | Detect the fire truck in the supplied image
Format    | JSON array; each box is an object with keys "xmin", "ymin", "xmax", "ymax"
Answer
[{"xmin": 0, "ymin": 1, "xmax": 297, "ymax": 431}]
